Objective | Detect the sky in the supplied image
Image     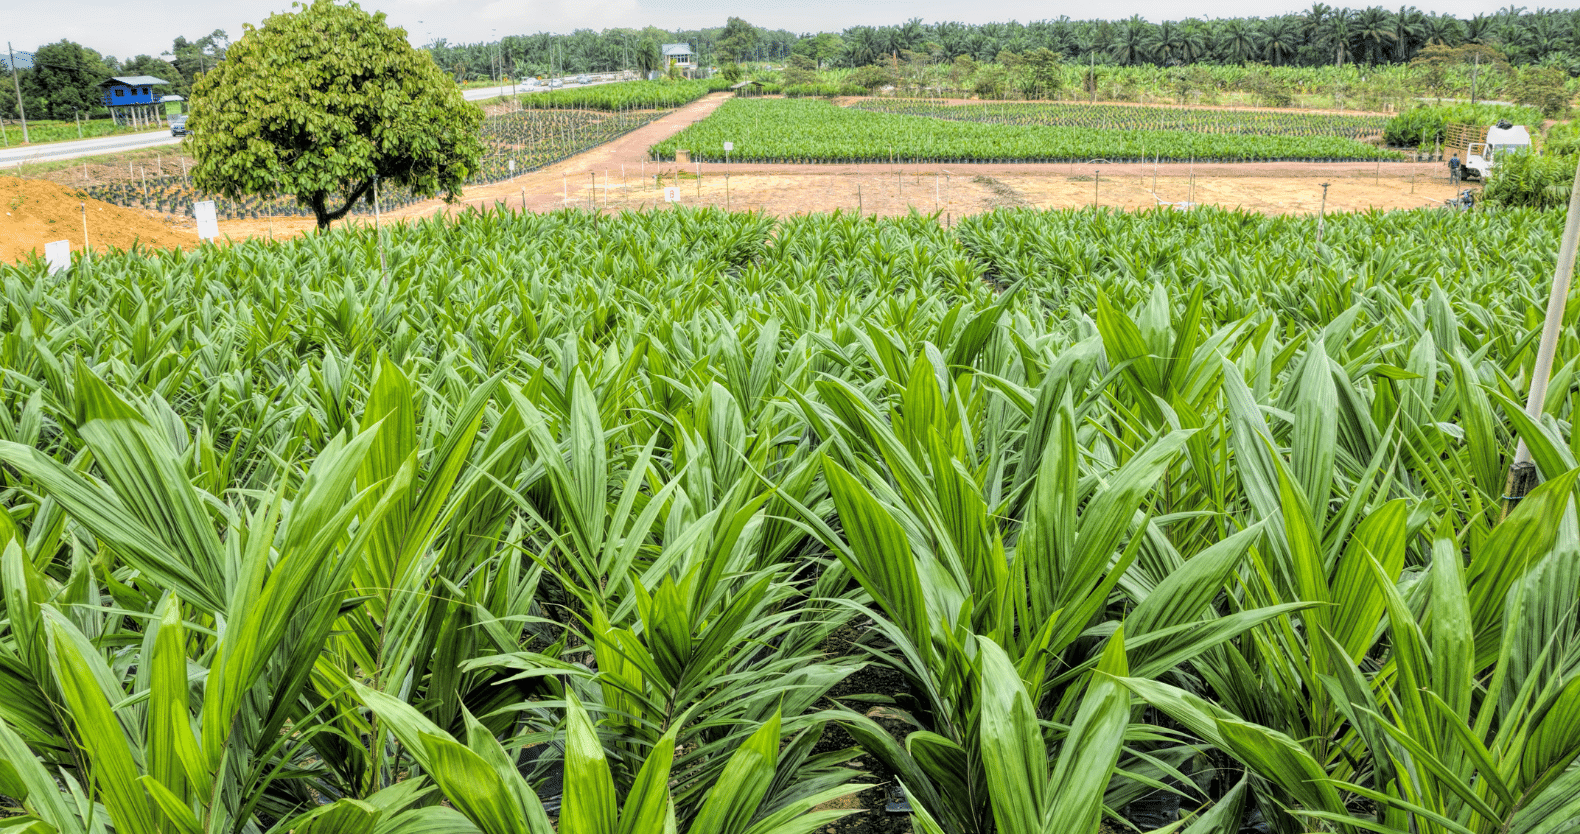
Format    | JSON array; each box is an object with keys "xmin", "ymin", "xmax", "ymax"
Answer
[{"xmin": 8, "ymin": 0, "xmax": 1536, "ymax": 63}]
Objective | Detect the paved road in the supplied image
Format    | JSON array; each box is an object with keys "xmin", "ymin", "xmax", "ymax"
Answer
[
  {"xmin": 0, "ymin": 78, "xmax": 628, "ymax": 169},
  {"xmin": 0, "ymin": 129, "xmax": 180, "ymax": 169}
]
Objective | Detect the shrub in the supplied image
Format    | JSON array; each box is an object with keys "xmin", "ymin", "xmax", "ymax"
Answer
[
  {"xmin": 1383, "ymin": 102, "xmax": 1544, "ymax": 147},
  {"xmin": 1483, "ymin": 150, "xmax": 1576, "ymax": 209}
]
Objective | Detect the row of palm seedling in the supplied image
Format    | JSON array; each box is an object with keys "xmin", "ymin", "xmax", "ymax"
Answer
[
  {"xmin": 854, "ymin": 99, "xmax": 1393, "ymax": 139},
  {"xmin": 651, "ymin": 98, "xmax": 1407, "ymax": 163},
  {"xmin": 1, "ymin": 204, "xmax": 1577, "ymax": 834}
]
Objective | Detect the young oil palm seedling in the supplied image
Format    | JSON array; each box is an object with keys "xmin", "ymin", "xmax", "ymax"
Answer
[{"xmin": 2, "ymin": 203, "xmax": 1578, "ymax": 834}]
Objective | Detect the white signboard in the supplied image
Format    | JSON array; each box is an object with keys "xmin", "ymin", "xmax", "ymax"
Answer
[
  {"xmin": 44, "ymin": 240, "xmax": 70, "ymax": 274},
  {"xmin": 508, "ymin": 159, "xmax": 516, "ymax": 173},
  {"xmin": 193, "ymin": 200, "xmax": 219, "ymax": 240},
  {"xmin": 663, "ymin": 187, "xmax": 680, "ymax": 203},
  {"xmin": 722, "ymin": 141, "xmax": 734, "ymax": 152}
]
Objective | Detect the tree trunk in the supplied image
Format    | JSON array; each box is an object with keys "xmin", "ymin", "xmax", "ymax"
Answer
[{"xmin": 310, "ymin": 178, "xmax": 375, "ymax": 230}]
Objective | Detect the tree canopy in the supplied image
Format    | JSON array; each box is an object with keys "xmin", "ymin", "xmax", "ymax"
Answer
[
  {"xmin": 716, "ymin": 17, "xmax": 761, "ymax": 63},
  {"xmin": 17, "ymin": 41, "xmax": 113, "ymax": 121},
  {"xmin": 188, "ymin": 0, "xmax": 483, "ymax": 230}
]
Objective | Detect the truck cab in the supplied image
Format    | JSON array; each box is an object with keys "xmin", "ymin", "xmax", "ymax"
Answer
[{"xmin": 1461, "ymin": 122, "xmax": 1533, "ymax": 180}]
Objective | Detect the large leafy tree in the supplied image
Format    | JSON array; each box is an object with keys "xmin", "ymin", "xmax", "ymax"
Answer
[
  {"xmin": 716, "ymin": 16, "xmax": 760, "ymax": 63},
  {"xmin": 189, "ymin": 0, "xmax": 482, "ymax": 231},
  {"xmin": 18, "ymin": 40, "xmax": 113, "ymax": 121}
]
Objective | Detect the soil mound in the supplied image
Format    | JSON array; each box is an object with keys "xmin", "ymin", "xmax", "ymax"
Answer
[{"xmin": 1, "ymin": 175, "xmax": 195, "ymax": 264}]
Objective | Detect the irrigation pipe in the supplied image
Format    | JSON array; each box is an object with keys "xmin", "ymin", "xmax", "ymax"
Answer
[{"xmin": 1505, "ymin": 155, "xmax": 1580, "ymax": 510}]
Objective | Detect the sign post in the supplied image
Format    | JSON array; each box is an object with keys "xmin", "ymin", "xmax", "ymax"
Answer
[
  {"xmin": 44, "ymin": 240, "xmax": 70, "ymax": 273},
  {"xmin": 193, "ymin": 200, "xmax": 219, "ymax": 240}
]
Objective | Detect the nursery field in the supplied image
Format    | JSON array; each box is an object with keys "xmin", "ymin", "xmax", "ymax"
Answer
[
  {"xmin": 852, "ymin": 100, "xmax": 1393, "ymax": 140},
  {"xmin": 515, "ymin": 78, "xmax": 734, "ymax": 110},
  {"xmin": 80, "ymin": 107, "xmax": 669, "ymax": 219},
  {"xmin": 652, "ymin": 98, "xmax": 1404, "ymax": 163},
  {"xmin": 1, "ymin": 205, "xmax": 1578, "ymax": 834}
]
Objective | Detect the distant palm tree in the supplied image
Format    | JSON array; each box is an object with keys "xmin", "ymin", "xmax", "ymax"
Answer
[
  {"xmin": 1145, "ymin": 20, "xmax": 1179, "ymax": 63},
  {"xmin": 1354, "ymin": 7, "xmax": 1397, "ymax": 64},
  {"xmin": 1111, "ymin": 17, "xmax": 1151, "ymax": 66},
  {"xmin": 1178, "ymin": 19, "xmax": 1211, "ymax": 62},
  {"xmin": 1392, "ymin": 5, "xmax": 1426, "ymax": 60},
  {"xmin": 1216, "ymin": 18, "xmax": 1262, "ymax": 63},
  {"xmin": 1323, "ymin": 8, "xmax": 1357, "ymax": 65},
  {"xmin": 1463, "ymin": 14, "xmax": 1494, "ymax": 44},
  {"xmin": 1262, "ymin": 16, "xmax": 1301, "ymax": 64},
  {"xmin": 1421, "ymin": 13, "xmax": 1463, "ymax": 45},
  {"xmin": 1302, "ymin": 3, "xmax": 1333, "ymax": 42}
]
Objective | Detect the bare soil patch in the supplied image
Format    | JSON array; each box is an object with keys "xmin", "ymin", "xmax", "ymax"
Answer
[{"xmin": 1, "ymin": 175, "xmax": 196, "ymax": 263}]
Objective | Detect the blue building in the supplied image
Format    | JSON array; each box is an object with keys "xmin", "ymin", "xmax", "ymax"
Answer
[{"xmin": 99, "ymin": 75, "xmax": 171, "ymax": 127}]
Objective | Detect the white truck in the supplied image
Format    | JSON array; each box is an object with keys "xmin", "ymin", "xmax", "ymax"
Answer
[{"xmin": 1445, "ymin": 120, "xmax": 1534, "ymax": 181}]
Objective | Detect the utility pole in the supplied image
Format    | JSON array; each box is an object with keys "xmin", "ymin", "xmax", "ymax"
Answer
[
  {"xmin": 7, "ymin": 43, "xmax": 29, "ymax": 144},
  {"xmin": 1470, "ymin": 54, "xmax": 1479, "ymax": 106},
  {"xmin": 1505, "ymin": 157, "xmax": 1580, "ymax": 511}
]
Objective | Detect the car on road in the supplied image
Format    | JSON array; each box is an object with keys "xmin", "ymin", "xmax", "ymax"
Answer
[
  {"xmin": 576, "ymin": 74, "xmax": 590, "ymax": 84},
  {"xmin": 170, "ymin": 115, "xmax": 189, "ymax": 136},
  {"xmin": 549, "ymin": 78, "xmax": 563, "ymax": 88}
]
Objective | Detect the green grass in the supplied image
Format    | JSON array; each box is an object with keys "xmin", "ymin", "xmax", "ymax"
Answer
[
  {"xmin": 1, "ymin": 118, "xmax": 146, "ymax": 147},
  {"xmin": 651, "ymin": 97, "xmax": 1406, "ymax": 163}
]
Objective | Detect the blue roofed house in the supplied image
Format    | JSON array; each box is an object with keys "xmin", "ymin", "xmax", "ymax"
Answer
[{"xmin": 100, "ymin": 76, "xmax": 172, "ymax": 127}]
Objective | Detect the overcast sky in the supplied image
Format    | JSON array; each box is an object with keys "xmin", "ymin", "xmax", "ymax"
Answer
[{"xmin": 13, "ymin": 0, "xmax": 1523, "ymax": 63}]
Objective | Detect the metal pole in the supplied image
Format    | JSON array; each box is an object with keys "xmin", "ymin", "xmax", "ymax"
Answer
[
  {"xmin": 8, "ymin": 43, "xmax": 29, "ymax": 143},
  {"xmin": 1094, "ymin": 169, "xmax": 1100, "ymax": 207},
  {"xmin": 1510, "ymin": 156, "xmax": 1580, "ymax": 484}
]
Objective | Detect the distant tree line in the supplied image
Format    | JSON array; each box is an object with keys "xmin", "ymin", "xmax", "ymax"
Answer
[{"xmin": 424, "ymin": 5, "xmax": 1580, "ymax": 82}]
